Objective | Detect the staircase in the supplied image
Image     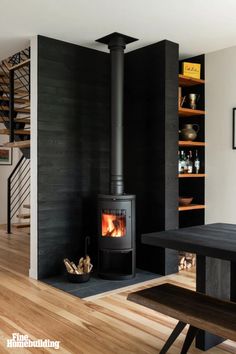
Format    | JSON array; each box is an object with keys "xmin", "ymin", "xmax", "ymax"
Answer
[{"xmin": 0, "ymin": 48, "xmax": 31, "ymax": 233}]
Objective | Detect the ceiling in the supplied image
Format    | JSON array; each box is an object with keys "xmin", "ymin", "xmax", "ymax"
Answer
[{"xmin": 1, "ymin": 0, "xmax": 236, "ymax": 60}]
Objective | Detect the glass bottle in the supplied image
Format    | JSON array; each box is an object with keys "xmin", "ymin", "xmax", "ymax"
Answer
[
  {"xmin": 179, "ymin": 150, "xmax": 186, "ymax": 174},
  {"xmin": 187, "ymin": 150, "xmax": 193, "ymax": 174},
  {"xmin": 194, "ymin": 150, "xmax": 200, "ymax": 174}
]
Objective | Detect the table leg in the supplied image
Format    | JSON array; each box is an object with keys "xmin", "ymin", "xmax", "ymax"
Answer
[
  {"xmin": 196, "ymin": 255, "xmax": 231, "ymax": 351},
  {"xmin": 231, "ymin": 261, "xmax": 236, "ymax": 302}
]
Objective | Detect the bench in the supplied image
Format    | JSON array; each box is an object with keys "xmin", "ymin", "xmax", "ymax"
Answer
[{"xmin": 127, "ymin": 283, "xmax": 236, "ymax": 353}]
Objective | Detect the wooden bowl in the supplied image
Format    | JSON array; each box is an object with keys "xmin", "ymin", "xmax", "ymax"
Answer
[
  {"xmin": 179, "ymin": 197, "xmax": 193, "ymax": 206},
  {"xmin": 67, "ymin": 272, "xmax": 90, "ymax": 283}
]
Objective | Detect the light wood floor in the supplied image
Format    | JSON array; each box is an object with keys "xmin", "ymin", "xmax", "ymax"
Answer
[
  {"xmin": 0, "ymin": 227, "xmax": 235, "ymax": 353},
  {"xmin": 0, "ymin": 224, "xmax": 30, "ymax": 275}
]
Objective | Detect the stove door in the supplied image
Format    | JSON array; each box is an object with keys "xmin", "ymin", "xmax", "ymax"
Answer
[{"xmin": 98, "ymin": 200, "xmax": 132, "ymax": 250}]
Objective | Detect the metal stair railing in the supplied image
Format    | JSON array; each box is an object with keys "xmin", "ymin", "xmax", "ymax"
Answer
[
  {"xmin": 7, "ymin": 155, "xmax": 30, "ymax": 233},
  {"xmin": 0, "ymin": 61, "xmax": 10, "ymax": 128},
  {"xmin": 0, "ymin": 47, "xmax": 30, "ymax": 142}
]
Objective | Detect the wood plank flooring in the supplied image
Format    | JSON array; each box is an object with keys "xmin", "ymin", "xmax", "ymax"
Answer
[
  {"xmin": 0, "ymin": 226, "xmax": 235, "ymax": 353},
  {"xmin": 0, "ymin": 225, "xmax": 30, "ymax": 276}
]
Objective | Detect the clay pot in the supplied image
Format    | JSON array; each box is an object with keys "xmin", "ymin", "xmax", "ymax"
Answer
[{"xmin": 179, "ymin": 124, "xmax": 199, "ymax": 141}]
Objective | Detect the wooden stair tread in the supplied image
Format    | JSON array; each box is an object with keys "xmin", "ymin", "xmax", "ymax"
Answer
[
  {"xmin": 0, "ymin": 117, "xmax": 30, "ymax": 124},
  {"xmin": 0, "ymin": 87, "xmax": 29, "ymax": 96},
  {"xmin": 0, "ymin": 96, "xmax": 30, "ymax": 104},
  {"xmin": 0, "ymin": 106, "xmax": 30, "ymax": 114},
  {"xmin": 23, "ymin": 204, "xmax": 30, "ymax": 209},
  {"xmin": 0, "ymin": 129, "xmax": 30, "ymax": 135},
  {"xmin": 3, "ymin": 140, "xmax": 30, "ymax": 148},
  {"xmin": 14, "ymin": 118, "xmax": 30, "ymax": 124},
  {"xmin": 13, "ymin": 222, "xmax": 30, "ymax": 228},
  {"xmin": 128, "ymin": 283, "xmax": 236, "ymax": 342},
  {"xmin": 0, "ymin": 77, "xmax": 28, "ymax": 86},
  {"xmin": 17, "ymin": 213, "xmax": 30, "ymax": 219},
  {"xmin": 0, "ymin": 78, "xmax": 9, "ymax": 85},
  {"xmin": 6, "ymin": 59, "xmax": 30, "ymax": 71}
]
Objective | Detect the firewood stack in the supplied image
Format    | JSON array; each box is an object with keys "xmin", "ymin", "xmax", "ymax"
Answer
[
  {"xmin": 63, "ymin": 256, "xmax": 93, "ymax": 275},
  {"xmin": 178, "ymin": 253, "xmax": 196, "ymax": 271}
]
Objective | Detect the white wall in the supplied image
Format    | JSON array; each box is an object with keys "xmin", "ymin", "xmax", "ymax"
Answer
[
  {"xmin": 205, "ymin": 46, "xmax": 236, "ymax": 223},
  {"xmin": 0, "ymin": 129, "xmax": 22, "ymax": 224}
]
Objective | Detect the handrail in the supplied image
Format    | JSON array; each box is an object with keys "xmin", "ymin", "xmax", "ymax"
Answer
[{"xmin": 8, "ymin": 155, "xmax": 24, "ymax": 179}]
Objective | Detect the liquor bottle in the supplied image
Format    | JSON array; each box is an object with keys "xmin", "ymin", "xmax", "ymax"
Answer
[
  {"xmin": 187, "ymin": 150, "xmax": 193, "ymax": 174},
  {"xmin": 179, "ymin": 150, "xmax": 186, "ymax": 174},
  {"xmin": 178, "ymin": 151, "xmax": 182, "ymax": 174},
  {"xmin": 183, "ymin": 152, "xmax": 188, "ymax": 174},
  {"xmin": 194, "ymin": 150, "xmax": 200, "ymax": 174}
]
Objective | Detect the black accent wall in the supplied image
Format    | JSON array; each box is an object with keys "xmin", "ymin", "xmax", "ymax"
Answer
[
  {"xmin": 124, "ymin": 40, "xmax": 179, "ymax": 275},
  {"xmin": 37, "ymin": 36, "xmax": 110, "ymax": 278},
  {"xmin": 37, "ymin": 36, "xmax": 179, "ymax": 279}
]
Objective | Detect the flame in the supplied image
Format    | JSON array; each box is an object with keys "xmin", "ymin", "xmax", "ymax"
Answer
[{"xmin": 102, "ymin": 213, "xmax": 126, "ymax": 237}]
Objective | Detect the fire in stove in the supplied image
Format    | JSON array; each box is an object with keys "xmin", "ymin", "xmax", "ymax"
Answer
[{"xmin": 102, "ymin": 209, "xmax": 126, "ymax": 237}]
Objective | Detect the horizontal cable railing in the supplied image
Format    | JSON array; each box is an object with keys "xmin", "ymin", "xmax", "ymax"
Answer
[{"xmin": 7, "ymin": 156, "xmax": 30, "ymax": 233}]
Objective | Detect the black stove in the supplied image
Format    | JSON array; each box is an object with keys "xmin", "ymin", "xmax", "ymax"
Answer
[{"xmin": 96, "ymin": 33, "xmax": 137, "ymax": 280}]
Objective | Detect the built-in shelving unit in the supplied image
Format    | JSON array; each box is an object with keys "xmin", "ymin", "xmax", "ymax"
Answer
[{"xmin": 178, "ymin": 55, "xmax": 205, "ymax": 225}]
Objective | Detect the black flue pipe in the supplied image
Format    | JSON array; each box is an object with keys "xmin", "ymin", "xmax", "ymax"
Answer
[
  {"xmin": 109, "ymin": 35, "xmax": 126, "ymax": 195},
  {"xmin": 96, "ymin": 33, "xmax": 137, "ymax": 195}
]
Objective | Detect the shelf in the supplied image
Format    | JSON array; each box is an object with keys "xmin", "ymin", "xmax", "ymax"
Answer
[
  {"xmin": 178, "ymin": 174, "xmax": 206, "ymax": 178},
  {"xmin": 179, "ymin": 107, "xmax": 205, "ymax": 117},
  {"xmin": 178, "ymin": 204, "xmax": 206, "ymax": 211},
  {"xmin": 178, "ymin": 74, "xmax": 205, "ymax": 87},
  {"xmin": 179, "ymin": 141, "xmax": 205, "ymax": 147}
]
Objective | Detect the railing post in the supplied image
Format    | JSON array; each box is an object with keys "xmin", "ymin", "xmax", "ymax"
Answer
[
  {"xmin": 7, "ymin": 177, "xmax": 11, "ymax": 234},
  {"xmin": 9, "ymin": 69, "xmax": 14, "ymax": 143}
]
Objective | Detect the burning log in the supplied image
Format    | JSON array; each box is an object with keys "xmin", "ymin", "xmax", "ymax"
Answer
[{"xmin": 63, "ymin": 256, "xmax": 93, "ymax": 275}]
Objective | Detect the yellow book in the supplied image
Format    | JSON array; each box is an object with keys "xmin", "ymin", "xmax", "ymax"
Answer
[{"xmin": 182, "ymin": 62, "xmax": 201, "ymax": 79}]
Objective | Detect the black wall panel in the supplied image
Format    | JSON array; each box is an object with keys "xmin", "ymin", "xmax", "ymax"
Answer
[
  {"xmin": 124, "ymin": 40, "xmax": 179, "ymax": 274},
  {"xmin": 37, "ymin": 36, "xmax": 179, "ymax": 278},
  {"xmin": 37, "ymin": 36, "xmax": 110, "ymax": 278}
]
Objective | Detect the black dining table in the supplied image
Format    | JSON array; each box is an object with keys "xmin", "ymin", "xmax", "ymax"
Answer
[{"xmin": 142, "ymin": 223, "xmax": 236, "ymax": 351}]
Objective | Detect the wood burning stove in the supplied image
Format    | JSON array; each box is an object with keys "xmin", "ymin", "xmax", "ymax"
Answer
[
  {"xmin": 96, "ymin": 33, "xmax": 137, "ymax": 280},
  {"xmin": 98, "ymin": 195, "xmax": 135, "ymax": 279}
]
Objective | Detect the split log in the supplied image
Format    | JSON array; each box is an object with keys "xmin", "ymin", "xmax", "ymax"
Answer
[
  {"xmin": 83, "ymin": 255, "xmax": 93, "ymax": 274},
  {"xmin": 64, "ymin": 256, "xmax": 93, "ymax": 275},
  {"xmin": 70, "ymin": 262, "xmax": 80, "ymax": 274},
  {"xmin": 63, "ymin": 259, "xmax": 74, "ymax": 274}
]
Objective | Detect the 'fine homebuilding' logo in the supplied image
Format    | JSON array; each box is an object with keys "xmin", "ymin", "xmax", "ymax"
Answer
[{"xmin": 7, "ymin": 333, "xmax": 60, "ymax": 350}]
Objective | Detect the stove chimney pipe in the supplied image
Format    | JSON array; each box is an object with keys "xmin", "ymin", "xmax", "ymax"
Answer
[{"xmin": 96, "ymin": 33, "xmax": 137, "ymax": 195}]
